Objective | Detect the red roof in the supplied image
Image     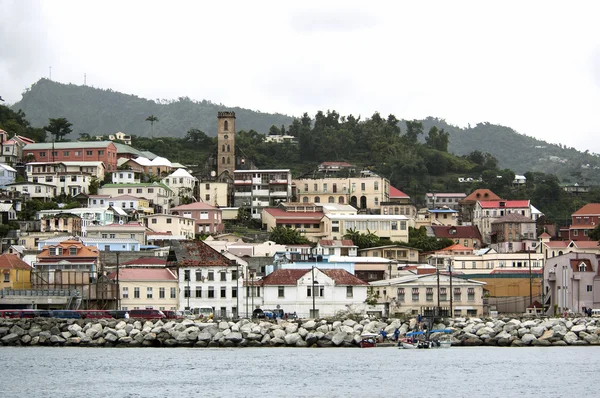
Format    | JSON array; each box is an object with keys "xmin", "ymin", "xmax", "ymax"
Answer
[
  {"xmin": 439, "ymin": 244, "xmax": 472, "ymax": 252},
  {"xmin": 572, "ymin": 241, "xmax": 600, "ymax": 249},
  {"xmin": 121, "ymin": 257, "xmax": 167, "ymax": 266},
  {"xmin": 171, "ymin": 202, "xmax": 218, "ymax": 211},
  {"xmin": 478, "ymin": 200, "xmax": 530, "ymax": 209},
  {"xmin": 0, "ymin": 254, "xmax": 32, "ymax": 270},
  {"xmin": 463, "ymin": 189, "xmax": 501, "ymax": 203},
  {"xmin": 539, "ymin": 232, "xmax": 551, "ymax": 238},
  {"xmin": 431, "ymin": 226, "xmax": 482, "ymax": 240},
  {"xmin": 111, "ymin": 268, "xmax": 176, "ymax": 281},
  {"xmin": 276, "ymin": 219, "xmax": 322, "ymax": 224},
  {"xmin": 260, "ymin": 268, "xmax": 367, "ymax": 286},
  {"xmin": 264, "ymin": 208, "xmax": 324, "ymax": 219},
  {"xmin": 389, "ymin": 186, "xmax": 409, "ymax": 198},
  {"xmin": 318, "ymin": 239, "xmax": 356, "ymax": 247},
  {"xmin": 572, "ymin": 203, "xmax": 600, "ymax": 216}
]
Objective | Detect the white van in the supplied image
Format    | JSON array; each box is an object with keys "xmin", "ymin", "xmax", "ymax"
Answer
[
  {"xmin": 191, "ymin": 306, "xmax": 214, "ymax": 319},
  {"xmin": 591, "ymin": 309, "xmax": 600, "ymax": 317}
]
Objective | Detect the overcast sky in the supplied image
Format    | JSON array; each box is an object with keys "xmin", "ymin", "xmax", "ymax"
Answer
[{"xmin": 2, "ymin": 0, "xmax": 600, "ymax": 152}]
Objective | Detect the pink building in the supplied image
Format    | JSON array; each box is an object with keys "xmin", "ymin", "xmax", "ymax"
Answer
[{"xmin": 170, "ymin": 202, "xmax": 223, "ymax": 234}]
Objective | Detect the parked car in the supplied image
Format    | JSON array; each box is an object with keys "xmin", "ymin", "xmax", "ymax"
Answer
[
  {"xmin": 163, "ymin": 310, "xmax": 184, "ymax": 320},
  {"xmin": 108, "ymin": 310, "xmax": 129, "ymax": 319},
  {"xmin": 129, "ymin": 309, "xmax": 165, "ymax": 319},
  {"xmin": 51, "ymin": 310, "xmax": 81, "ymax": 319}
]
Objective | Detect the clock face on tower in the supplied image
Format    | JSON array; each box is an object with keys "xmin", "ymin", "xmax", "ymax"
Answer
[{"xmin": 224, "ymin": 135, "xmax": 228, "ymax": 139}]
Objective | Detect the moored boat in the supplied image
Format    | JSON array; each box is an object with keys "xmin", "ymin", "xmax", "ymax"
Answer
[{"xmin": 360, "ymin": 333, "xmax": 379, "ymax": 348}]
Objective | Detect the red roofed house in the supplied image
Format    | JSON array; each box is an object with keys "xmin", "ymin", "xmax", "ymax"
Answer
[
  {"xmin": 381, "ymin": 186, "xmax": 416, "ymax": 217},
  {"xmin": 435, "ymin": 244, "xmax": 474, "ymax": 256},
  {"xmin": 167, "ymin": 240, "xmax": 242, "ymax": 317},
  {"xmin": 459, "ymin": 189, "xmax": 502, "ymax": 225},
  {"xmin": 473, "ymin": 200, "xmax": 532, "ymax": 244},
  {"xmin": 0, "ymin": 254, "xmax": 33, "ymax": 290},
  {"xmin": 110, "ymin": 267, "xmax": 178, "ymax": 311},
  {"xmin": 261, "ymin": 204, "xmax": 326, "ymax": 242},
  {"xmin": 170, "ymin": 202, "xmax": 224, "ymax": 234},
  {"xmin": 256, "ymin": 267, "xmax": 368, "ymax": 318},
  {"xmin": 313, "ymin": 239, "xmax": 357, "ymax": 257},
  {"xmin": 569, "ymin": 203, "xmax": 600, "ymax": 241},
  {"xmin": 429, "ymin": 225, "xmax": 483, "ymax": 249}
]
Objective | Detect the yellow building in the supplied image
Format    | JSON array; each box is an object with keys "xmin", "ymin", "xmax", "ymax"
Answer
[
  {"xmin": 112, "ymin": 268, "xmax": 179, "ymax": 311},
  {"xmin": 0, "ymin": 254, "xmax": 33, "ymax": 290}
]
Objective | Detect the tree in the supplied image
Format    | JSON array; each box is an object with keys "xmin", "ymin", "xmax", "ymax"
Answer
[
  {"xmin": 343, "ymin": 228, "xmax": 380, "ymax": 249},
  {"xmin": 588, "ymin": 225, "xmax": 600, "ymax": 241},
  {"xmin": 404, "ymin": 120, "xmax": 423, "ymax": 144},
  {"xmin": 269, "ymin": 226, "xmax": 309, "ymax": 245},
  {"xmin": 145, "ymin": 115, "xmax": 159, "ymax": 136},
  {"xmin": 44, "ymin": 117, "xmax": 72, "ymax": 141}
]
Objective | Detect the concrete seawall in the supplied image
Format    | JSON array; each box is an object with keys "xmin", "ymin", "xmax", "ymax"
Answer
[{"xmin": 1, "ymin": 316, "xmax": 598, "ymax": 347}]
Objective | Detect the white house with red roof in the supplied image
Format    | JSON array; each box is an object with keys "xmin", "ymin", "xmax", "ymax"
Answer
[
  {"xmin": 170, "ymin": 202, "xmax": 223, "ymax": 234},
  {"xmin": 569, "ymin": 203, "xmax": 600, "ymax": 241},
  {"xmin": 2, "ymin": 135, "xmax": 35, "ymax": 165},
  {"xmin": 254, "ymin": 268, "xmax": 368, "ymax": 318},
  {"xmin": 473, "ymin": 200, "xmax": 534, "ymax": 243},
  {"xmin": 313, "ymin": 239, "xmax": 357, "ymax": 257}
]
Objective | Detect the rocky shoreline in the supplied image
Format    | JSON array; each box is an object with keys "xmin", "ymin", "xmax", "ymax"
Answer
[{"xmin": 1, "ymin": 316, "xmax": 599, "ymax": 347}]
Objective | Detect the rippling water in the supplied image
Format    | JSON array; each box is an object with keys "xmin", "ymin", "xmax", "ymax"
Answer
[{"xmin": 1, "ymin": 346, "xmax": 598, "ymax": 397}]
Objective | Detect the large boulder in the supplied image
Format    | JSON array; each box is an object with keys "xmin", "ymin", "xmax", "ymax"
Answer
[
  {"xmin": 342, "ymin": 319, "xmax": 357, "ymax": 328},
  {"xmin": 67, "ymin": 324, "xmax": 82, "ymax": 336},
  {"xmin": 331, "ymin": 332, "xmax": 347, "ymax": 346},
  {"xmin": 563, "ymin": 331, "xmax": 578, "ymax": 344},
  {"xmin": 225, "ymin": 332, "xmax": 243, "ymax": 343},
  {"xmin": 530, "ymin": 326, "xmax": 546, "ymax": 338},
  {"xmin": 521, "ymin": 334, "xmax": 537, "ymax": 345},
  {"xmin": 272, "ymin": 329, "xmax": 286, "ymax": 339},
  {"xmin": 284, "ymin": 333, "xmax": 302, "ymax": 346},
  {"xmin": 552, "ymin": 325, "xmax": 568, "ymax": 337},
  {"xmin": 285, "ymin": 323, "xmax": 299, "ymax": 334},
  {"xmin": 571, "ymin": 324, "xmax": 586, "ymax": 334},
  {"xmin": 302, "ymin": 320, "xmax": 317, "ymax": 330},
  {"xmin": 1, "ymin": 333, "xmax": 20, "ymax": 344}
]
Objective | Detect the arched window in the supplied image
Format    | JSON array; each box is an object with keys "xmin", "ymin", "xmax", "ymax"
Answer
[
  {"xmin": 328, "ymin": 196, "xmax": 334, "ymax": 203},
  {"xmin": 338, "ymin": 196, "xmax": 344, "ymax": 204},
  {"xmin": 314, "ymin": 196, "xmax": 321, "ymax": 203},
  {"xmin": 227, "ymin": 144, "xmax": 230, "ymax": 152},
  {"xmin": 224, "ymin": 120, "xmax": 229, "ymax": 131},
  {"xmin": 226, "ymin": 157, "xmax": 230, "ymax": 164},
  {"xmin": 222, "ymin": 145, "xmax": 225, "ymax": 152},
  {"xmin": 222, "ymin": 157, "xmax": 225, "ymax": 164},
  {"xmin": 302, "ymin": 196, "xmax": 309, "ymax": 203}
]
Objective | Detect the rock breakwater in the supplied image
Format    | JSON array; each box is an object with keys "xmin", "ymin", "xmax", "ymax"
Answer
[{"xmin": 1, "ymin": 316, "xmax": 599, "ymax": 347}]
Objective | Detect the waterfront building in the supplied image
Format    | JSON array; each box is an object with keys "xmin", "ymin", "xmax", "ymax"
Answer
[{"xmin": 111, "ymin": 268, "xmax": 178, "ymax": 312}]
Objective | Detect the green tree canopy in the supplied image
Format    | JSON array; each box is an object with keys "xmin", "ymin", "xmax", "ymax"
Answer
[
  {"xmin": 269, "ymin": 226, "xmax": 309, "ymax": 245},
  {"xmin": 44, "ymin": 117, "xmax": 72, "ymax": 142}
]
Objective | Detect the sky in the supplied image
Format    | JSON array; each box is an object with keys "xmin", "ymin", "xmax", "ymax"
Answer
[{"xmin": 1, "ymin": 0, "xmax": 600, "ymax": 152}]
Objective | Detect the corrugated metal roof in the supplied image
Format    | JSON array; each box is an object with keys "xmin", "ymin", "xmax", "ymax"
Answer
[
  {"xmin": 112, "ymin": 268, "xmax": 176, "ymax": 281},
  {"xmin": 0, "ymin": 254, "xmax": 32, "ymax": 270},
  {"xmin": 24, "ymin": 141, "xmax": 115, "ymax": 150}
]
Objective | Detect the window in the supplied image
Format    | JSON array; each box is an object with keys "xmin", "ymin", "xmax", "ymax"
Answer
[
  {"xmin": 220, "ymin": 286, "xmax": 226, "ymax": 298},
  {"xmin": 195, "ymin": 270, "xmax": 202, "ymax": 281},
  {"xmin": 147, "ymin": 287, "xmax": 153, "ymax": 299},
  {"xmin": 220, "ymin": 272, "xmax": 227, "ymax": 281},
  {"xmin": 118, "ymin": 189, "xmax": 124, "ymax": 194},
  {"xmin": 184, "ymin": 270, "xmax": 190, "ymax": 281},
  {"xmin": 306, "ymin": 285, "xmax": 324, "ymax": 297},
  {"xmin": 39, "ymin": 151, "xmax": 46, "ymax": 157},
  {"xmin": 86, "ymin": 151, "xmax": 93, "ymax": 156},
  {"xmin": 374, "ymin": 181, "xmax": 379, "ymax": 191},
  {"xmin": 159, "ymin": 287, "xmax": 165, "ymax": 299},
  {"xmin": 454, "ymin": 288, "xmax": 461, "ymax": 301},
  {"xmin": 232, "ymin": 270, "xmax": 238, "ymax": 280},
  {"xmin": 151, "ymin": 218, "xmax": 157, "ymax": 224},
  {"xmin": 184, "ymin": 286, "xmax": 190, "ymax": 298},
  {"xmin": 346, "ymin": 286, "xmax": 353, "ymax": 298},
  {"xmin": 195, "ymin": 286, "xmax": 202, "ymax": 298},
  {"xmin": 278, "ymin": 286, "xmax": 285, "ymax": 298},
  {"xmin": 232, "ymin": 286, "xmax": 238, "ymax": 298},
  {"xmin": 166, "ymin": 218, "xmax": 172, "ymax": 224},
  {"xmin": 122, "ymin": 287, "xmax": 128, "ymax": 298},
  {"xmin": 467, "ymin": 288, "xmax": 475, "ymax": 301},
  {"xmin": 170, "ymin": 287, "xmax": 177, "ymax": 299},
  {"xmin": 3, "ymin": 273, "xmax": 9, "ymax": 282},
  {"xmin": 361, "ymin": 183, "xmax": 365, "ymax": 191},
  {"xmin": 208, "ymin": 271, "xmax": 214, "ymax": 281},
  {"xmin": 332, "ymin": 221, "xmax": 339, "ymax": 233},
  {"xmin": 208, "ymin": 287, "xmax": 215, "ymax": 298},
  {"xmin": 391, "ymin": 221, "xmax": 398, "ymax": 230},
  {"xmin": 397, "ymin": 288, "xmax": 405, "ymax": 302},
  {"xmin": 411, "ymin": 288, "xmax": 419, "ymax": 301},
  {"xmin": 110, "ymin": 234, "xmax": 115, "ymax": 239},
  {"xmin": 440, "ymin": 287, "xmax": 447, "ymax": 301},
  {"xmin": 134, "ymin": 287, "xmax": 140, "ymax": 299},
  {"xmin": 69, "ymin": 247, "xmax": 77, "ymax": 255},
  {"xmin": 148, "ymin": 188, "xmax": 154, "ymax": 193},
  {"xmin": 102, "ymin": 234, "xmax": 108, "ymax": 239},
  {"xmin": 426, "ymin": 287, "xmax": 433, "ymax": 302},
  {"xmin": 587, "ymin": 285, "xmax": 593, "ymax": 292}
]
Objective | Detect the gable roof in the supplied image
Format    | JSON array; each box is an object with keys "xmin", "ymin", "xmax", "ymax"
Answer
[
  {"xmin": 167, "ymin": 168, "xmax": 195, "ymax": 178},
  {"xmin": 389, "ymin": 186, "xmax": 409, "ymax": 198},
  {"xmin": 318, "ymin": 239, "xmax": 356, "ymax": 248},
  {"xmin": 572, "ymin": 203, "xmax": 600, "ymax": 216},
  {"xmin": 121, "ymin": 257, "xmax": 167, "ymax": 266},
  {"xmin": 463, "ymin": 189, "xmax": 501, "ymax": 202},
  {"xmin": 168, "ymin": 240, "xmax": 233, "ymax": 268},
  {"xmin": 0, "ymin": 254, "xmax": 32, "ymax": 270},
  {"xmin": 111, "ymin": 267, "xmax": 176, "ymax": 281},
  {"xmin": 438, "ymin": 243, "xmax": 472, "ymax": 252},
  {"xmin": 430, "ymin": 225, "xmax": 482, "ymax": 240},
  {"xmin": 260, "ymin": 268, "xmax": 367, "ymax": 286}
]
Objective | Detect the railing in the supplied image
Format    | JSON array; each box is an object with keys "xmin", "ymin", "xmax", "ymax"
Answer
[{"xmin": 1, "ymin": 288, "xmax": 81, "ymax": 297}]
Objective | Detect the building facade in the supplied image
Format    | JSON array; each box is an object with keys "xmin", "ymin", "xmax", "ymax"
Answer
[
  {"xmin": 170, "ymin": 202, "xmax": 224, "ymax": 234},
  {"xmin": 23, "ymin": 141, "xmax": 118, "ymax": 171},
  {"xmin": 234, "ymin": 169, "xmax": 292, "ymax": 219},
  {"xmin": 113, "ymin": 268, "xmax": 179, "ymax": 311},
  {"xmin": 217, "ymin": 111, "xmax": 236, "ymax": 178}
]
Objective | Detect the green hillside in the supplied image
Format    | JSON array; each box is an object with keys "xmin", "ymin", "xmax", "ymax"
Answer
[{"xmin": 12, "ymin": 79, "xmax": 293, "ymax": 138}]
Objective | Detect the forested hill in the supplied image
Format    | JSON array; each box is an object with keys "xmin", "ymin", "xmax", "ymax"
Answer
[
  {"xmin": 11, "ymin": 79, "xmax": 293, "ymax": 138},
  {"xmin": 10, "ymin": 79, "xmax": 600, "ymax": 183}
]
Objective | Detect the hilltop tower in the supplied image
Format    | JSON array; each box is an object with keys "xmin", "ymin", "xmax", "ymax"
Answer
[{"xmin": 217, "ymin": 111, "xmax": 236, "ymax": 177}]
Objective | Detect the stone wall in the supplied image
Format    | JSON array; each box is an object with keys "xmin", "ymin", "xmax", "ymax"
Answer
[{"xmin": 1, "ymin": 316, "xmax": 598, "ymax": 347}]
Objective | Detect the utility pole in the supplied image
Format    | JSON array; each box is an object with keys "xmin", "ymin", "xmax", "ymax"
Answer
[
  {"xmin": 528, "ymin": 250, "xmax": 532, "ymax": 308},
  {"xmin": 245, "ymin": 266, "xmax": 249, "ymax": 318},
  {"xmin": 436, "ymin": 257, "xmax": 440, "ymax": 314},
  {"xmin": 116, "ymin": 252, "xmax": 120, "ymax": 310},
  {"xmin": 311, "ymin": 265, "xmax": 316, "ymax": 318},
  {"xmin": 448, "ymin": 258, "xmax": 453, "ymax": 318},
  {"xmin": 236, "ymin": 261, "xmax": 239, "ymax": 319}
]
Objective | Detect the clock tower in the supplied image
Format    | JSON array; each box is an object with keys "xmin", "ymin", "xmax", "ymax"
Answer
[{"xmin": 217, "ymin": 111, "xmax": 236, "ymax": 177}]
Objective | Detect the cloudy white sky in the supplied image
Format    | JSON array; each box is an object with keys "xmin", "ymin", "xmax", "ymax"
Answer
[{"xmin": 1, "ymin": 0, "xmax": 600, "ymax": 152}]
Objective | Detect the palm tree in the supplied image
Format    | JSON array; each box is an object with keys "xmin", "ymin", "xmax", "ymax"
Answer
[{"xmin": 145, "ymin": 115, "xmax": 159, "ymax": 136}]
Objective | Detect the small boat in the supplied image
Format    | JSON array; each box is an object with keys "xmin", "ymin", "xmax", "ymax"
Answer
[
  {"xmin": 360, "ymin": 333, "xmax": 379, "ymax": 348},
  {"xmin": 399, "ymin": 330, "xmax": 453, "ymax": 349},
  {"xmin": 399, "ymin": 331, "xmax": 425, "ymax": 349},
  {"xmin": 429, "ymin": 329, "xmax": 453, "ymax": 349}
]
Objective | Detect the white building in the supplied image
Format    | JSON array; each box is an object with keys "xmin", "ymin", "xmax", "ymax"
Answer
[
  {"xmin": 233, "ymin": 169, "xmax": 292, "ymax": 219},
  {"xmin": 111, "ymin": 170, "xmax": 141, "ymax": 184},
  {"xmin": 322, "ymin": 214, "xmax": 410, "ymax": 242},
  {"xmin": 141, "ymin": 214, "xmax": 195, "ymax": 239},
  {"xmin": 162, "ymin": 168, "xmax": 198, "ymax": 204},
  {"xmin": 98, "ymin": 182, "xmax": 173, "ymax": 212},
  {"xmin": 26, "ymin": 162, "xmax": 93, "ymax": 196},
  {"xmin": 252, "ymin": 268, "xmax": 369, "ymax": 318},
  {"xmin": 168, "ymin": 240, "xmax": 245, "ymax": 317},
  {"xmin": 5, "ymin": 182, "xmax": 55, "ymax": 200},
  {"xmin": 198, "ymin": 181, "xmax": 229, "ymax": 207},
  {"xmin": 36, "ymin": 207, "xmax": 124, "ymax": 229}
]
